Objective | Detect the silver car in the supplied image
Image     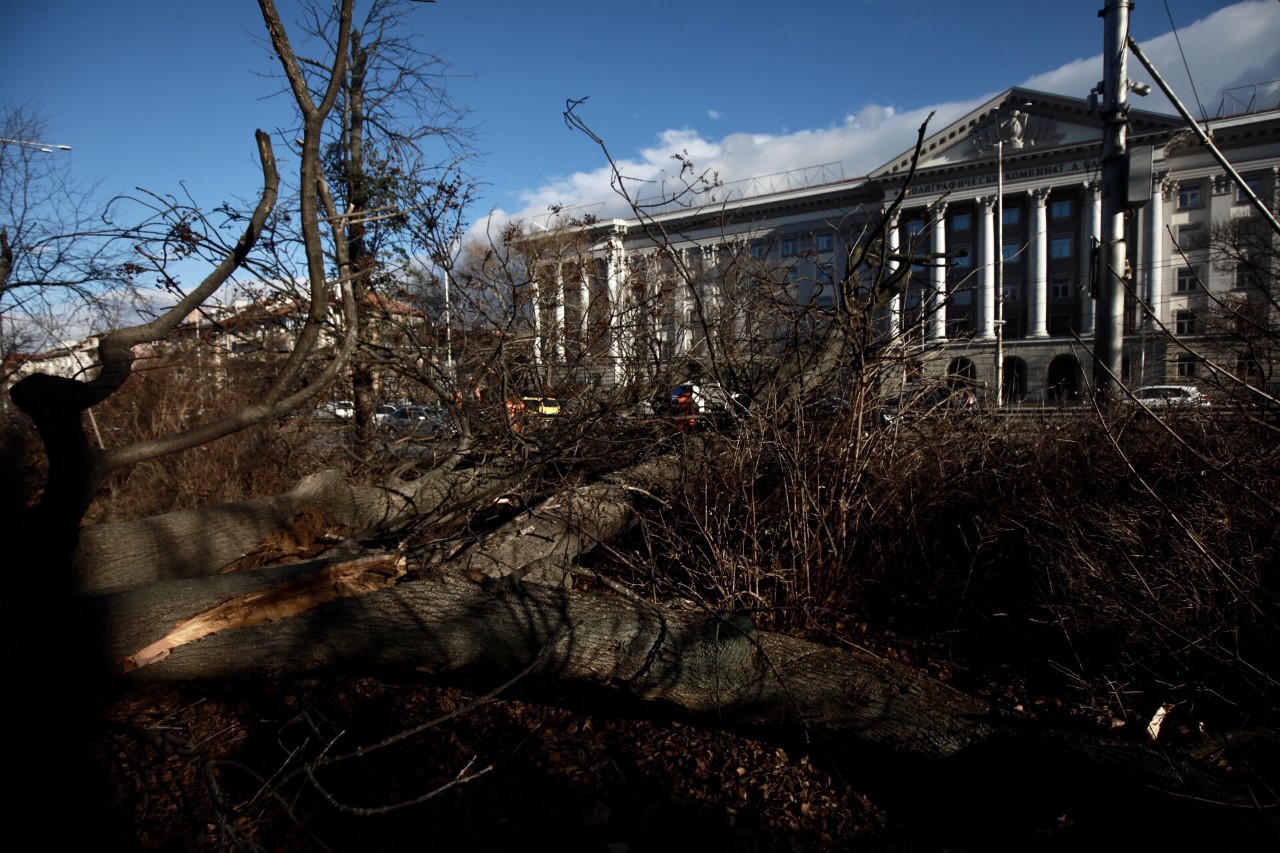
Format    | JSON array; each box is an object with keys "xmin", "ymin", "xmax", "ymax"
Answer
[
  {"xmin": 386, "ymin": 405, "xmax": 457, "ymax": 437},
  {"xmin": 1126, "ymin": 385, "xmax": 1211, "ymax": 408}
]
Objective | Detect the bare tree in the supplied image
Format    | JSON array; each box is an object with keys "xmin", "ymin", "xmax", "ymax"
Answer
[
  {"xmin": 0, "ymin": 102, "xmax": 130, "ymax": 371},
  {"xmin": 263, "ymin": 0, "xmax": 478, "ymax": 440},
  {"xmin": 1202, "ymin": 213, "xmax": 1280, "ymax": 412}
]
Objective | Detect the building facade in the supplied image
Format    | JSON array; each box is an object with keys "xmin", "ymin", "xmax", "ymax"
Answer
[{"xmin": 533, "ymin": 86, "xmax": 1279, "ymax": 400}]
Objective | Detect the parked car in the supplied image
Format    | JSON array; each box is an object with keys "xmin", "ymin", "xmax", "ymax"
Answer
[
  {"xmin": 521, "ymin": 396, "xmax": 563, "ymax": 417},
  {"xmin": 1125, "ymin": 385, "xmax": 1211, "ymax": 408},
  {"xmin": 879, "ymin": 386, "xmax": 977, "ymax": 426},
  {"xmin": 373, "ymin": 404, "xmax": 400, "ymax": 426},
  {"xmin": 385, "ymin": 404, "xmax": 456, "ymax": 438},
  {"xmin": 671, "ymin": 383, "xmax": 746, "ymax": 415},
  {"xmin": 322, "ymin": 399, "xmax": 354, "ymax": 419}
]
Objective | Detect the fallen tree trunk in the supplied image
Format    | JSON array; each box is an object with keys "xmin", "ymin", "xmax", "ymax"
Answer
[
  {"xmin": 73, "ymin": 459, "xmax": 511, "ymax": 593},
  {"xmin": 73, "ymin": 437, "xmax": 692, "ymax": 594},
  {"xmin": 84, "ymin": 440, "xmax": 993, "ymax": 760},
  {"xmin": 97, "ymin": 556, "xmax": 997, "ymax": 760}
]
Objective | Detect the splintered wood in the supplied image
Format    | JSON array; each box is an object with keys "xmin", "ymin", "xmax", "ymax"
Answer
[{"xmin": 123, "ymin": 554, "xmax": 406, "ymax": 671}]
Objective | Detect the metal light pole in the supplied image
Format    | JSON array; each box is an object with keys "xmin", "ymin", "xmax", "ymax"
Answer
[
  {"xmin": 443, "ymin": 266, "xmax": 454, "ymax": 377},
  {"xmin": 993, "ymin": 101, "xmax": 1030, "ymax": 407},
  {"xmin": 1093, "ymin": 0, "xmax": 1131, "ymax": 398},
  {"xmin": 995, "ymin": 133, "xmax": 1006, "ymax": 407}
]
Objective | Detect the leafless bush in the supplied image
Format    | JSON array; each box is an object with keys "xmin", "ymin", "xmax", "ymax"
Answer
[
  {"xmin": 1014, "ymin": 411, "xmax": 1280, "ymax": 713},
  {"xmin": 82, "ymin": 348, "xmax": 359, "ymax": 524},
  {"xmin": 626, "ymin": 404, "xmax": 1279, "ymax": 719}
]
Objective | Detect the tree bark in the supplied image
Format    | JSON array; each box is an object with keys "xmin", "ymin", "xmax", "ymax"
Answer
[
  {"xmin": 72, "ymin": 438, "xmax": 692, "ymax": 594},
  {"xmin": 95, "ymin": 556, "xmax": 996, "ymax": 761},
  {"xmin": 73, "ymin": 461, "xmax": 509, "ymax": 593}
]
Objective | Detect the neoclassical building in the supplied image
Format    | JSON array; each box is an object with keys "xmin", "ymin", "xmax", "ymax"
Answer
[{"xmin": 529, "ymin": 85, "xmax": 1279, "ymax": 399}]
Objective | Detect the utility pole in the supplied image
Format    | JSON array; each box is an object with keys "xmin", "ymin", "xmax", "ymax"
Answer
[{"xmin": 1092, "ymin": 0, "xmax": 1131, "ymax": 398}]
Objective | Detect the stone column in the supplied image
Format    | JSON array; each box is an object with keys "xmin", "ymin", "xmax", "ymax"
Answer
[
  {"xmin": 677, "ymin": 248, "xmax": 693, "ymax": 354},
  {"xmin": 977, "ymin": 196, "xmax": 997, "ymax": 340},
  {"xmin": 1079, "ymin": 181, "xmax": 1101, "ymax": 335},
  {"xmin": 887, "ymin": 215, "xmax": 902, "ymax": 340},
  {"xmin": 1143, "ymin": 174, "xmax": 1170, "ymax": 328},
  {"xmin": 605, "ymin": 235, "xmax": 626, "ymax": 383},
  {"xmin": 579, "ymin": 263, "xmax": 591, "ymax": 342},
  {"xmin": 706, "ymin": 243, "xmax": 720, "ymax": 326},
  {"xmin": 552, "ymin": 262, "xmax": 566, "ymax": 362},
  {"xmin": 530, "ymin": 266, "xmax": 544, "ymax": 368},
  {"xmin": 1027, "ymin": 187, "xmax": 1050, "ymax": 338},
  {"xmin": 929, "ymin": 202, "xmax": 948, "ymax": 341}
]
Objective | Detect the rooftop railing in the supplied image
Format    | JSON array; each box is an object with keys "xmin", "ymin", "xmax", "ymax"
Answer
[{"xmin": 1213, "ymin": 79, "xmax": 1280, "ymax": 118}]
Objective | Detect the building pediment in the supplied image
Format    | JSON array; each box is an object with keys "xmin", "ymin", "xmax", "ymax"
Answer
[{"xmin": 870, "ymin": 87, "xmax": 1184, "ymax": 180}]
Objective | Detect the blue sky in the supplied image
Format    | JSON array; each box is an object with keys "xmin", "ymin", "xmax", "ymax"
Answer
[{"xmin": 3, "ymin": 1, "xmax": 1279, "ymax": 242}]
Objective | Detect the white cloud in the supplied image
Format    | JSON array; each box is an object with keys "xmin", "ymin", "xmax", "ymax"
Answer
[
  {"xmin": 493, "ymin": 0, "xmax": 1280, "ymax": 230},
  {"xmin": 707, "ymin": 110, "xmax": 722, "ymax": 121},
  {"xmin": 1023, "ymin": 0, "xmax": 1280, "ymax": 116}
]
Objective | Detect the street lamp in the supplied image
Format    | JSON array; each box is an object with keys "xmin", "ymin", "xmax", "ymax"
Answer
[
  {"xmin": 0, "ymin": 137, "xmax": 72, "ymax": 153},
  {"xmin": 995, "ymin": 128, "xmax": 1006, "ymax": 408},
  {"xmin": 443, "ymin": 266, "xmax": 454, "ymax": 377},
  {"xmin": 993, "ymin": 101, "xmax": 1031, "ymax": 408}
]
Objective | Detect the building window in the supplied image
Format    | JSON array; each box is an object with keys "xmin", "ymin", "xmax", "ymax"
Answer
[
  {"xmin": 1176, "ymin": 353, "xmax": 1198, "ymax": 377},
  {"xmin": 951, "ymin": 212, "xmax": 971, "ymax": 232},
  {"xmin": 816, "ymin": 232, "xmax": 834, "ymax": 253},
  {"xmin": 751, "ymin": 242, "xmax": 766, "ymax": 259},
  {"xmin": 951, "ymin": 285, "xmax": 973, "ymax": 306},
  {"xmin": 1177, "ymin": 223, "xmax": 1203, "ymax": 252},
  {"xmin": 1002, "ymin": 279, "xmax": 1021, "ymax": 302},
  {"xmin": 1176, "ymin": 266, "xmax": 1200, "ymax": 292},
  {"xmin": 1002, "ymin": 207, "xmax": 1020, "ymax": 226},
  {"xmin": 907, "ymin": 220, "xmax": 926, "ymax": 237},
  {"xmin": 1050, "ymin": 199, "xmax": 1072, "ymax": 219},
  {"xmin": 1236, "ymin": 263, "xmax": 1263, "ymax": 290},
  {"xmin": 782, "ymin": 237, "xmax": 798, "ymax": 257},
  {"xmin": 1237, "ymin": 356, "xmax": 1262, "ymax": 386},
  {"xmin": 1050, "ymin": 236, "xmax": 1073, "ymax": 259},
  {"xmin": 1050, "ymin": 274, "xmax": 1073, "ymax": 300},
  {"xmin": 1175, "ymin": 309, "xmax": 1196, "ymax": 336},
  {"xmin": 1177, "ymin": 182, "xmax": 1202, "ymax": 210},
  {"xmin": 952, "ymin": 245, "xmax": 972, "ymax": 268},
  {"xmin": 1237, "ymin": 173, "xmax": 1264, "ymax": 204}
]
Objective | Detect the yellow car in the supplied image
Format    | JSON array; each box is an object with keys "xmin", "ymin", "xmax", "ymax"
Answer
[{"xmin": 521, "ymin": 396, "xmax": 562, "ymax": 416}]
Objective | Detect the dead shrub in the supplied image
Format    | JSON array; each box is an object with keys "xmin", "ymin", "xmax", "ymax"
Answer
[
  {"xmin": 632, "ymin": 403, "xmax": 1279, "ymax": 720},
  {"xmin": 82, "ymin": 352, "xmax": 362, "ymax": 523}
]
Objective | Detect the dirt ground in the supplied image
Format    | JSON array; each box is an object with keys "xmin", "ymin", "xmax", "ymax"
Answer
[{"xmin": 89, "ymin": 618, "xmax": 1280, "ymax": 852}]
